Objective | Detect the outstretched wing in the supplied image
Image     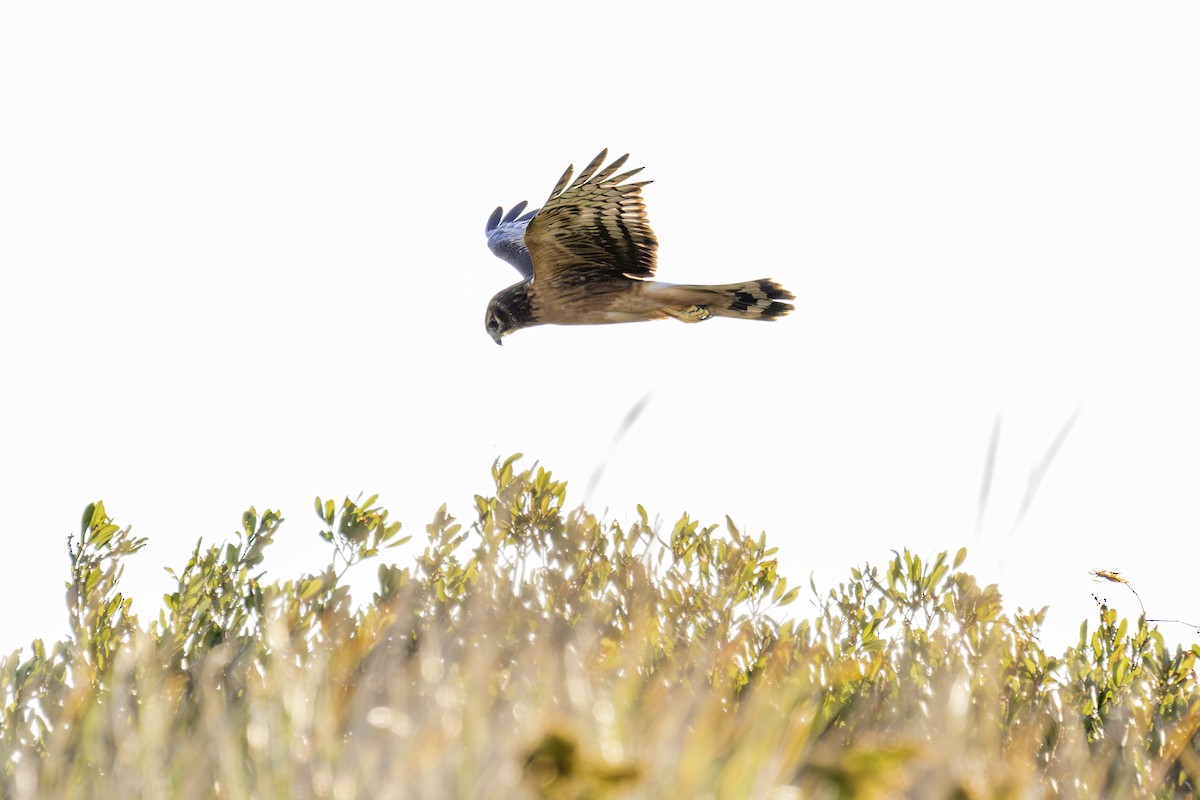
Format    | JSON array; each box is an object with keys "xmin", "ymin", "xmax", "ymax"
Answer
[
  {"xmin": 524, "ymin": 150, "xmax": 657, "ymax": 287},
  {"xmin": 485, "ymin": 201, "xmax": 539, "ymax": 279}
]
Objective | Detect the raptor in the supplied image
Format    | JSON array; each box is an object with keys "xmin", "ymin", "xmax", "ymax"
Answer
[{"xmin": 484, "ymin": 150, "xmax": 794, "ymax": 344}]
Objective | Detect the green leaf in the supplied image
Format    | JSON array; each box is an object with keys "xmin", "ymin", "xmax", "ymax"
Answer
[
  {"xmin": 90, "ymin": 501, "xmax": 107, "ymax": 529},
  {"xmin": 81, "ymin": 502, "xmax": 98, "ymax": 536},
  {"xmin": 299, "ymin": 577, "xmax": 325, "ymax": 600},
  {"xmin": 90, "ymin": 523, "xmax": 119, "ymax": 548}
]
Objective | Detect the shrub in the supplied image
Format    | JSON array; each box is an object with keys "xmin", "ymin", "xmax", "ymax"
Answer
[{"xmin": 2, "ymin": 456, "xmax": 1198, "ymax": 798}]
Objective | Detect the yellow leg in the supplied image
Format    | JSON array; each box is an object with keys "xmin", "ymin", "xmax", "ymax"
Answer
[{"xmin": 664, "ymin": 305, "xmax": 711, "ymax": 323}]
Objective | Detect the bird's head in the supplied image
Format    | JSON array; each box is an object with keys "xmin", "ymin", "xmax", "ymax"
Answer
[
  {"xmin": 484, "ymin": 282, "xmax": 533, "ymax": 345},
  {"xmin": 484, "ymin": 302, "xmax": 515, "ymax": 345}
]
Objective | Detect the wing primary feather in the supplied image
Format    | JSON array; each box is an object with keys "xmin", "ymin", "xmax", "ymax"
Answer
[
  {"xmin": 517, "ymin": 208, "xmax": 538, "ymax": 222},
  {"xmin": 486, "ymin": 206, "xmax": 503, "ymax": 233},
  {"xmin": 610, "ymin": 167, "xmax": 646, "ymax": 185},
  {"xmin": 590, "ymin": 153, "xmax": 630, "ymax": 184},
  {"xmin": 570, "ymin": 149, "xmax": 609, "ymax": 189},
  {"xmin": 523, "ymin": 149, "xmax": 660, "ymax": 285},
  {"xmin": 546, "ymin": 163, "xmax": 574, "ymax": 203},
  {"xmin": 501, "ymin": 200, "xmax": 529, "ymax": 224}
]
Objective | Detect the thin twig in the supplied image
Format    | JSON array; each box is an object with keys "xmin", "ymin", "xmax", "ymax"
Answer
[
  {"xmin": 585, "ymin": 391, "xmax": 653, "ymax": 503},
  {"xmin": 1090, "ymin": 569, "xmax": 1145, "ymax": 617},
  {"xmin": 1011, "ymin": 407, "xmax": 1082, "ymax": 534},
  {"xmin": 975, "ymin": 412, "xmax": 1002, "ymax": 540}
]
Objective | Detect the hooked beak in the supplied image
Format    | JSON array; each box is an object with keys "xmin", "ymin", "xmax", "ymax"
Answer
[{"xmin": 491, "ymin": 333, "xmax": 503, "ymax": 346}]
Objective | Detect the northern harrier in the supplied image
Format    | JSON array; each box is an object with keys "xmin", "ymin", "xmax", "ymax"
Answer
[{"xmin": 483, "ymin": 150, "xmax": 794, "ymax": 345}]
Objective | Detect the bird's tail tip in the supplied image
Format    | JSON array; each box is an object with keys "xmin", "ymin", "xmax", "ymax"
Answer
[{"xmin": 716, "ymin": 278, "xmax": 795, "ymax": 320}]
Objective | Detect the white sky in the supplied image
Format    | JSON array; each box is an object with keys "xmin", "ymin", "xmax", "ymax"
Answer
[{"xmin": 2, "ymin": 3, "xmax": 1198, "ymax": 656}]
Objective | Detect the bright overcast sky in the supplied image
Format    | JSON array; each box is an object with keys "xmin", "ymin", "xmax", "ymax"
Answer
[{"xmin": 2, "ymin": 3, "xmax": 1198, "ymax": 656}]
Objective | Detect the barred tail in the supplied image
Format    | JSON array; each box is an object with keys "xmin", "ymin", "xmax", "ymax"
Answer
[{"xmin": 661, "ymin": 279, "xmax": 795, "ymax": 322}]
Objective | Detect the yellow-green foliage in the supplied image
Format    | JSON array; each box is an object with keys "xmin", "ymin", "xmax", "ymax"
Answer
[{"xmin": 2, "ymin": 456, "xmax": 1198, "ymax": 799}]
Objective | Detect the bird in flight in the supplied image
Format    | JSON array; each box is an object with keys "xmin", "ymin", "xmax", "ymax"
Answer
[{"xmin": 483, "ymin": 150, "xmax": 794, "ymax": 344}]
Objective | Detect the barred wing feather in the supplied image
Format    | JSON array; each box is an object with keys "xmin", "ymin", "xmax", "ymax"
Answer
[{"xmin": 524, "ymin": 149, "xmax": 658, "ymax": 287}]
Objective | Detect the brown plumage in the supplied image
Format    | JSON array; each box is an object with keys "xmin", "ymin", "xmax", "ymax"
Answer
[{"xmin": 483, "ymin": 150, "xmax": 794, "ymax": 344}]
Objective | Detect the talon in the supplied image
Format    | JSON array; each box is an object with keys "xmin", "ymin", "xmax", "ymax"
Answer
[{"xmin": 671, "ymin": 305, "xmax": 711, "ymax": 322}]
